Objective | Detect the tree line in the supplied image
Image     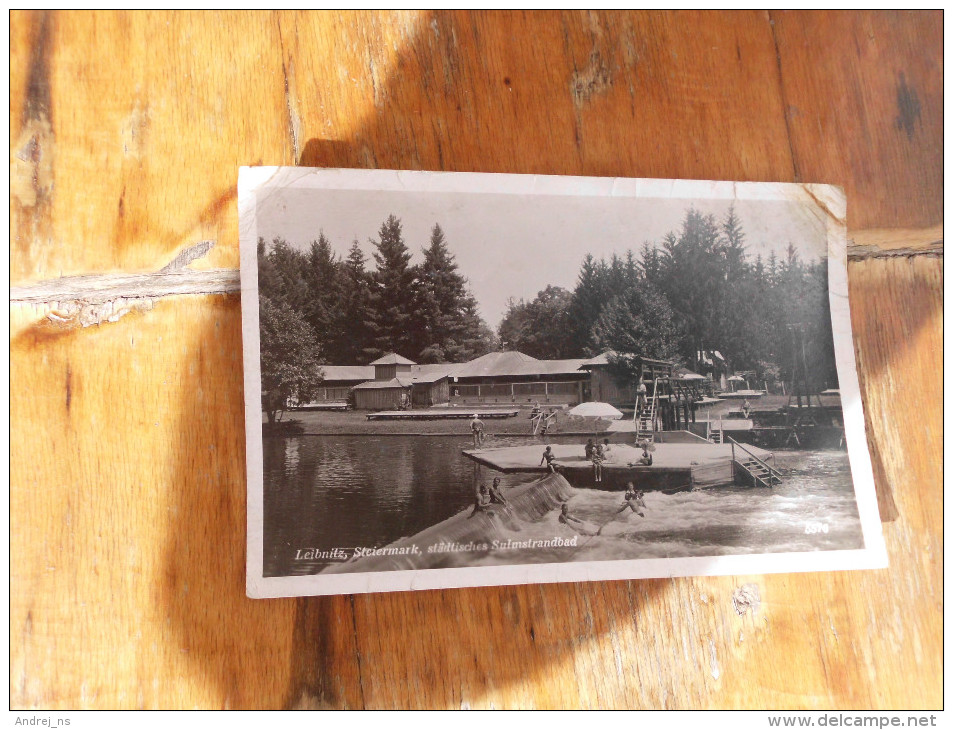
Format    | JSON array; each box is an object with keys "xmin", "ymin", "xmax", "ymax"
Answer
[
  {"xmin": 499, "ymin": 207, "xmax": 838, "ymax": 389},
  {"xmin": 257, "ymin": 207, "xmax": 838, "ymax": 421},
  {"xmin": 257, "ymin": 216, "xmax": 497, "ymax": 418}
]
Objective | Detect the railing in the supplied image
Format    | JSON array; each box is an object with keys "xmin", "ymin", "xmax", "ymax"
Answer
[{"xmin": 725, "ymin": 435, "xmax": 782, "ymax": 478}]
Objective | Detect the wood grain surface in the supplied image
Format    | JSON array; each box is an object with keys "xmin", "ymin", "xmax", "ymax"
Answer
[{"xmin": 9, "ymin": 10, "xmax": 942, "ymax": 709}]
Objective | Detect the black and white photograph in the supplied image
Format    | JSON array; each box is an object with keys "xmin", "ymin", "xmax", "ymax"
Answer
[{"xmin": 239, "ymin": 168, "xmax": 886, "ymax": 598}]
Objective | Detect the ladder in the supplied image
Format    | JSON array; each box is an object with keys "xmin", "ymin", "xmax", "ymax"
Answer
[
  {"xmin": 635, "ymin": 378, "xmax": 658, "ymax": 441},
  {"xmin": 709, "ymin": 418, "xmax": 723, "ymax": 444}
]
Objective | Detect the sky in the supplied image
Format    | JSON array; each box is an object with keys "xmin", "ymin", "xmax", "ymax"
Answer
[{"xmin": 255, "ymin": 185, "xmax": 829, "ymax": 329}]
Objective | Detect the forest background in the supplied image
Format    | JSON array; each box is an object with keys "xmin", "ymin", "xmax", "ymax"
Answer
[{"xmin": 256, "ymin": 207, "xmax": 837, "ymax": 405}]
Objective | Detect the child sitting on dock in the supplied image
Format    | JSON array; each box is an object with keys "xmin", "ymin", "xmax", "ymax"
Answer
[
  {"xmin": 584, "ymin": 438, "xmax": 595, "ymax": 460},
  {"xmin": 540, "ymin": 446, "xmax": 557, "ymax": 473},
  {"xmin": 638, "ymin": 444, "xmax": 653, "ymax": 466},
  {"xmin": 591, "ymin": 443, "xmax": 605, "ymax": 482}
]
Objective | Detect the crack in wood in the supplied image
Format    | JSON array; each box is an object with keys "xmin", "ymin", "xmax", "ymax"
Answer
[
  {"xmin": 10, "ymin": 239, "xmax": 239, "ymax": 328},
  {"xmin": 847, "ymin": 241, "xmax": 942, "ymax": 261}
]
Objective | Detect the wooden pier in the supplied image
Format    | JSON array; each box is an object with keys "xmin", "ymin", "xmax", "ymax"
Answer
[{"xmin": 463, "ymin": 438, "xmax": 778, "ymax": 492}]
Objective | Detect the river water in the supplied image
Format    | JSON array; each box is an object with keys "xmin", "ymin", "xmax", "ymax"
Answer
[{"xmin": 262, "ymin": 435, "xmax": 864, "ymax": 577}]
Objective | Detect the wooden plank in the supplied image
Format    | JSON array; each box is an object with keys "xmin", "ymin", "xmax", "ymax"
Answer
[
  {"xmin": 10, "ymin": 297, "xmax": 310, "ymax": 709},
  {"xmin": 9, "ymin": 9, "xmax": 942, "ymax": 710},
  {"xmin": 771, "ymin": 10, "xmax": 943, "ymax": 230},
  {"xmin": 10, "ymin": 10, "xmax": 291, "ymax": 284},
  {"xmin": 281, "ymin": 10, "xmax": 796, "ymax": 181}
]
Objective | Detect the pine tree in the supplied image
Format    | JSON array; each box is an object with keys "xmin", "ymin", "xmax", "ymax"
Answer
[
  {"xmin": 366, "ymin": 215, "xmax": 421, "ymax": 360},
  {"xmin": 339, "ymin": 240, "xmax": 375, "ymax": 363},
  {"xmin": 261, "ymin": 237, "xmax": 310, "ymax": 311},
  {"xmin": 416, "ymin": 223, "xmax": 496, "ymax": 363},
  {"xmin": 303, "ymin": 232, "xmax": 345, "ymax": 362},
  {"xmin": 567, "ymin": 254, "xmax": 606, "ymax": 356}
]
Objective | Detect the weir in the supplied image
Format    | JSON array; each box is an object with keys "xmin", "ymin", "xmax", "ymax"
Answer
[{"xmin": 322, "ymin": 473, "xmax": 576, "ymax": 573}]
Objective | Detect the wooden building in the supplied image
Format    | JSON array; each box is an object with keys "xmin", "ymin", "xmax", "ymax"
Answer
[
  {"xmin": 297, "ymin": 365, "xmax": 374, "ymax": 406},
  {"xmin": 351, "ymin": 354, "xmax": 452, "ymax": 410},
  {"xmin": 448, "ymin": 351, "xmax": 590, "ymax": 407}
]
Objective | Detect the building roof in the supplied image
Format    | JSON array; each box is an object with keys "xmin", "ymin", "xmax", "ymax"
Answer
[
  {"xmin": 352, "ymin": 378, "xmax": 413, "ymax": 390},
  {"xmin": 579, "ymin": 351, "xmax": 613, "ymax": 368},
  {"xmin": 581, "ymin": 351, "xmax": 676, "ymax": 370},
  {"xmin": 453, "ymin": 350, "xmax": 590, "ymax": 378},
  {"xmin": 369, "ymin": 353, "xmax": 416, "ymax": 366},
  {"xmin": 453, "ymin": 350, "xmax": 538, "ymax": 377},
  {"xmin": 408, "ymin": 364, "xmax": 455, "ymax": 384},
  {"xmin": 320, "ymin": 365, "xmax": 376, "ymax": 383}
]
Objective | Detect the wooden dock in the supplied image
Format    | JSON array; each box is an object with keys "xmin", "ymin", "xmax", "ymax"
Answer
[
  {"xmin": 367, "ymin": 408, "xmax": 519, "ymax": 421},
  {"xmin": 463, "ymin": 440, "xmax": 776, "ymax": 492}
]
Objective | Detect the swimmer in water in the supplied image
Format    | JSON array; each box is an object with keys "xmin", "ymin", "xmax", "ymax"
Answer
[
  {"xmin": 616, "ymin": 481, "xmax": 646, "ymax": 517},
  {"xmin": 488, "ymin": 477, "xmax": 507, "ymax": 506},
  {"xmin": 468, "ymin": 483, "xmax": 492, "ymax": 518},
  {"xmin": 558, "ymin": 503, "xmax": 585, "ymax": 531}
]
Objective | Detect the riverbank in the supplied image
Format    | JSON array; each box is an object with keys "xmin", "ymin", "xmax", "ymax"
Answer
[
  {"xmin": 265, "ymin": 408, "xmax": 617, "ymax": 436},
  {"xmin": 264, "ymin": 394, "xmax": 840, "ymax": 436}
]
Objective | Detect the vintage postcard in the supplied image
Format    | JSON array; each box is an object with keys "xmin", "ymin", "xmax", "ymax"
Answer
[{"xmin": 239, "ymin": 167, "xmax": 887, "ymax": 598}]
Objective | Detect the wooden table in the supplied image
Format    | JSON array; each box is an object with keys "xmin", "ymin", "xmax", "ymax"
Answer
[{"xmin": 10, "ymin": 11, "xmax": 941, "ymax": 709}]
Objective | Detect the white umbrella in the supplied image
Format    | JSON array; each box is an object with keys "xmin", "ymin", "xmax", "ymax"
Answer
[
  {"xmin": 568, "ymin": 402, "xmax": 624, "ymax": 420},
  {"xmin": 727, "ymin": 375, "xmax": 745, "ymax": 382}
]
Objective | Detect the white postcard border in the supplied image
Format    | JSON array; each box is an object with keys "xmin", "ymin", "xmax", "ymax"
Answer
[{"xmin": 239, "ymin": 167, "xmax": 888, "ymax": 599}]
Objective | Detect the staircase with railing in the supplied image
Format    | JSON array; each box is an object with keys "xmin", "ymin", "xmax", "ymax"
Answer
[{"xmin": 726, "ymin": 435, "xmax": 782, "ymax": 488}]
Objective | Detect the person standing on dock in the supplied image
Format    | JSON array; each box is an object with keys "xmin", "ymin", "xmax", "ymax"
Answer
[
  {"xmin": 602, "ymin": 438, "xmax": 613, "ymax": 462},
  {"xmin": 540, "ymin": 446, "xmax": 557, "ymax": 473},
  {"xmin": 470, "ymin": 414, "xmax": 486, "ymax": 447},
  {"xmin": 742, "ymin": 399, "xmax": 751, "ymax": 419}
]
